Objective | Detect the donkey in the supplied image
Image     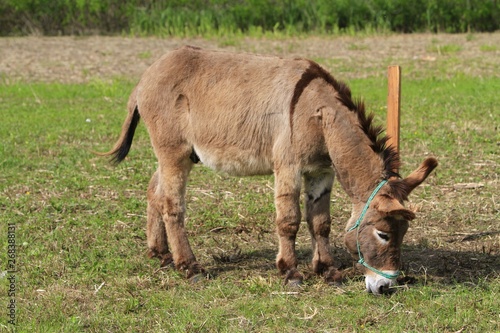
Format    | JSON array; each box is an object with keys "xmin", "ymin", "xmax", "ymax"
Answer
[{"xmin": 102, "ymin": 46, "xmax": 437, "ymax": 294}]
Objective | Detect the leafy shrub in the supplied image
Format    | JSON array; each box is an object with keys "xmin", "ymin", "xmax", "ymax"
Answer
[{"xmin": 0, "ymin": 0, "xmax": 498, "ymax": 36}]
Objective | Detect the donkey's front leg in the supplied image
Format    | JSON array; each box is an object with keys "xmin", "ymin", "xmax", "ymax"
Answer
[
  {"xmin": 274, "ymin": 167, "xmax": 302, "ymax": 284},
  {"xmin": 304, "ymin": 171, "xmax": 341, "ymax": 284}
]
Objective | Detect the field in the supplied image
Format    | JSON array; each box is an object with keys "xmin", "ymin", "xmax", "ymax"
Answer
[{"xmin": 0, "ymin": 33, "xmax": 499, "ymax": 332}]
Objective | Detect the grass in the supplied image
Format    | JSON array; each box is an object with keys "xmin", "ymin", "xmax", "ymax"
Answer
[
  {"xmin": 480, "ymin": 44, "xmax": 499, "ymax": 52},
  {"xmin": 347, "ymin": 43, "xmax": 370, "ymax": 51},
  {"xmin": 427, "ymin": 43, "xmax": 463, "ymax": 54},
  {"xmin": 0, "ymin": 44, "xmax": 499, "ymax": 332}
]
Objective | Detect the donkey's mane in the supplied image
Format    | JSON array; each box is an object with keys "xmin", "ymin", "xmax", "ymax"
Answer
[{"xmin": 291, "ymin": 60, "xmax": 401, "ymax": 180}]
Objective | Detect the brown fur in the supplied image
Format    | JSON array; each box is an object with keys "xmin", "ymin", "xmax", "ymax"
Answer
[{"xmin": 101, "ymin": 46, "xmax": 437, "ymax": 291}]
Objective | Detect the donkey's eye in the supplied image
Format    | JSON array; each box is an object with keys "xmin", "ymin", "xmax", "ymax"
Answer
[{"xmin": 376, "ymin": 231, "xmax": 390, "ymax": 242}]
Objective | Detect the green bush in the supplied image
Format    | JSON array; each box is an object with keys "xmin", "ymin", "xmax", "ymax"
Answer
[
  {"xmin": 0, "ymin": 0, "xmax": 138, "ymax": 35},
  {"xmin": 0, "ymin": 0, "xmax": 498, "ymax": 36}
]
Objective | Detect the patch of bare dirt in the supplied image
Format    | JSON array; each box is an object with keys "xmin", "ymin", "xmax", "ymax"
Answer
[{"xmin": 0, "ymin": 33, "xmax": 499, "ymax": 83}]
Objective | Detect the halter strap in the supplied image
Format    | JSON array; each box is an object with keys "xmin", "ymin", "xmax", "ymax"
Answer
[{"xmin": 348, "ymin": 180, "xmax": 400, "ymax": 280}]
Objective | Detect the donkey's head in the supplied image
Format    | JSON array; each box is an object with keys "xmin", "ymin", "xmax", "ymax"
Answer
[{"xmin": 344, "ymin": 157, "xmax": 437, "ymax": 294}]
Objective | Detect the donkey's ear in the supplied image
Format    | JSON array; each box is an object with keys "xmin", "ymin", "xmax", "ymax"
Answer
[
  {"xmin": 372, "ymin": 195, "xmax": 416, "ymax": 221},
  {"xmin": 402, "ymin": 157, "xmax": 438, "ymax": 193},
  {"xmin": 390, "ymin": 157, "xmax": 438, "ymax": 200}
]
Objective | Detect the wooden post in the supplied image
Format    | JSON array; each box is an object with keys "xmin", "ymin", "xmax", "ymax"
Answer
[{"xmin": 387, "ymin": 65, "xmax": 401, "ymax": 155}]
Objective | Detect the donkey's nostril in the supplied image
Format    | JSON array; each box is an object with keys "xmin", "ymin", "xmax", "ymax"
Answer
[
  {"xmin": 377, "ymin": 284, "xmax": 396, "ymax": 295},
  {"xmin": 378, "ymin": 285, "xmax": 387, "ymax": 294}
]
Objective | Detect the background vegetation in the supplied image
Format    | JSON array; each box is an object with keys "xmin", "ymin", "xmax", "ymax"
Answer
[{"xmin": 1, "ymin": 0, "xmax": 499, "ymax": 36}]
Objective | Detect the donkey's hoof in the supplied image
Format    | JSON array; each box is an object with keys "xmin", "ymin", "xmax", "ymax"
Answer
[
  {"xmin": 182, "ymin": 262, "xmax": 207, "ymax": 280},
  {"xmin": 147, "ymin": 249, "xmax": 159, "ymax": 259},
  {"xmin": 148, "ymin": 250, "xmax": 174, "ymax": 268},
  {"xmin": 159, "ymin": 255, "xmax": 174, "ymax": 268},
  {"xmin": 324, "ymin": 267, "xmax": 343, "ymax": 286},
  {"xmin": 287, "ymin": 279, "xmax": 303, "ymax": 288},
  {"xmin": 284, "ymin": 269, "xmax": 304, "ymax": 287},
  {"xmin": 189, "ymin": 272, "xmax": 211, "ymax": 284}
]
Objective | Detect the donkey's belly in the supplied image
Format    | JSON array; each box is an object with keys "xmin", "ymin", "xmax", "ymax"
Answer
[{"xmin": 193, "ymin": 145, "xmax": 274, "ymax": 176}]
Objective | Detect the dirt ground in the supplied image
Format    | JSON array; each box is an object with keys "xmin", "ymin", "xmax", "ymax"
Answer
[
  {"xmin": 1, "ymin": 33, "xmax": 498, "ymax": 284},
  {"xmin": 1, "ymin": 33, "xmax": 499, "ymax": 83}
]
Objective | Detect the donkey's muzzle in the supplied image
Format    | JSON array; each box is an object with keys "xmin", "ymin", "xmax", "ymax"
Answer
[{"xmin": 365, "ymin": 273, "xmax": 397, "ymax": 295}]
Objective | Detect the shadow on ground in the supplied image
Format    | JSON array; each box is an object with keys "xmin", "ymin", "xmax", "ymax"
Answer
[
  {"xmin": 205, "ymin": 241, "xmax": 499, "ymax": 285},
  {"xmin": 401, "ymin": 245, "xmax": 499, "ymax": 284}
]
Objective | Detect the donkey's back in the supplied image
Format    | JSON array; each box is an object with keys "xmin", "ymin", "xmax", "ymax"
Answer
[{"xmin": 135, "ymin": 46, "xmax": 330, "ymax": 176}]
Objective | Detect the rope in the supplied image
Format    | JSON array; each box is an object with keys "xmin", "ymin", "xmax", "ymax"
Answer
[{"xmin": 348, "ymin": 179, "xmax": 400, "ymax": 280}]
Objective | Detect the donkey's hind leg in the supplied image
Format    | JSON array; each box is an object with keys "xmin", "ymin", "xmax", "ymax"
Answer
[
  {"xmin": 146, "ymin": 171, "xmax": 173, "ymax": 267},
  {"xmin": 304, "ymin": 171, "xmax": 341, "ymax": 284},
  {"xmin": 156, "ymin": 152, "xmax": 205, "ymax": 279}
]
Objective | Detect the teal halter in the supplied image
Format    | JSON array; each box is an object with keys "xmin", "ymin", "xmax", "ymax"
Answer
[{"xmin": 347, "ymin": 179, "xmax": 400, "ymax": 280}]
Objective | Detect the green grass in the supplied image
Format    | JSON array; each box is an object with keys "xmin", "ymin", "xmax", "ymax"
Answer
[
  {"xmin": 427, "ymin": 43, "xmax": 463, "ymax": 54},
  {"xmin": 480, "ymin": 44, "xmax": 499, "ymax": 52},
  {"xmin": 0, "ymin": 57, "xmax": 499, "ymax": 331},
  {"xmin": 347, "ymin": 43, "xmax": 370, "ymax": 51}
]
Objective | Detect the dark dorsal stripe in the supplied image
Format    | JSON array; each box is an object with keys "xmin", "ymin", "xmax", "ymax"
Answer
[
  {"xmin": 290, "ymin": 60, "xmax": 400, "ymax": 179},
  {"xmin": 290, "ymin": 60, "xmax": 357, "ymax": 121}
]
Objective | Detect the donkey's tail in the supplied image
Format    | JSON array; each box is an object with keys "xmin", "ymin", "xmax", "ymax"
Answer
[{"xmin": 96, "ymin": 88, "xmax": 141, "ymax": 164}]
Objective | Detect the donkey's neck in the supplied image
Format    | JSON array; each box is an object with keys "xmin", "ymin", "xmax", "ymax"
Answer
[{"xmin": 322, "ymin": 107, "xmax": 385, "ymax": 203}]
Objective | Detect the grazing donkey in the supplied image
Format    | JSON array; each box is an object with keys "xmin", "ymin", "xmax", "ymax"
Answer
[{"xmin": 102, "ymin": 46, "xmax": 437, "ymax": 294}]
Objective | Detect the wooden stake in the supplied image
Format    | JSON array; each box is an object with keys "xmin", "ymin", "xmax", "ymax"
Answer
[{"xmin": 387, "ymin": 65, "xmax": 401, "ymax": 155}]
